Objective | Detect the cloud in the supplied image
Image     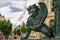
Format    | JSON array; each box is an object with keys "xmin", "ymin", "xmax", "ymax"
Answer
[
  {"xmin": 9, "ymin": 6, "xmax": 23, "ymax": 12},
  {"xmin": 0, "ymin": 6, "xmax": 29, "ymax": 28},
  {"xmin": 0, "ymin": 0, "xmax": 37, "ymax": 28},
  {"xmin": 0, "ymin": 0, "xmax": 21, "ymax": 1},
  {"xmin": 0, "ymin": 2, "xmax": 12, "ymax": 7},
  {"xmin": 0, "ymin": 6, "xmax": 25, "ymax": 26}
]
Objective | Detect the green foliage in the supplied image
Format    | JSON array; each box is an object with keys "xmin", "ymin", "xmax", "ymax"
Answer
[
  {"xmin": 21, "ymin": 23, "xmax": 26, "ymax": 33},
  {"xmin": 0, "ymin": 20, "xmax": 12, "ymax": 36},
  {"xmin": 14, "ymin": 22, "xmax": 27, "ymax": 35},
  {"xmin": 14, "ymin": 26, "xmax": 21, "ymax": 35}
]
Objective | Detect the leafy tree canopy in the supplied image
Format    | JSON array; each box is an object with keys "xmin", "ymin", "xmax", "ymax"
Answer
[{"xmin": 0, "ymin": 20, "xmax": 12, "ymax": 36}]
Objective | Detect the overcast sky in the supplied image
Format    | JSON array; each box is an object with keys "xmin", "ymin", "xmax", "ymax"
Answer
[{"xmin": 0, "ymin": 0, "xmax": 37, "ymax": 28}]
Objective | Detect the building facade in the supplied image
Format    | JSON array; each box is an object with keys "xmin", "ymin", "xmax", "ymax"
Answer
[
  {"xmin": 0, "ymin": 14, "xmax": 5, "ymax": 20},
  {"xmin": 44, "ymin": 0, "xmax": 54, "ymax": 26}
]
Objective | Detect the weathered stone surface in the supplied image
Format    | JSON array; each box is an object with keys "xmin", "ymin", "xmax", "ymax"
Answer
[{"xmin": 52, "ymin": 0, "xmax": 60, "ymax": 37}]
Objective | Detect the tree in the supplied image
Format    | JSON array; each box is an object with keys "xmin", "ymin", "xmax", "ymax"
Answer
[
  {"xmin": 0, "ymin": 20, "xmax": 12, "ymax": 39},
  {"xmin": 14, "ymin": 26, "xmax": 21, "ymax": 36},
  {"xmin": 21, "ymin": 22, "xmax": 26, "ymax": 33}
]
